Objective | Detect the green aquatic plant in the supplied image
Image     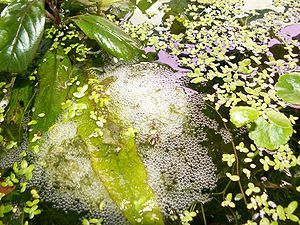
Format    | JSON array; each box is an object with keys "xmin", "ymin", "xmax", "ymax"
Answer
[
  {"xmin": 1, "ymin": 0, "xmax": 300, "ymax": 224},
  {"xmin": 275, "ymin": 72, "xmax": 300, "ymax": 105},
  {"xmin": 121, "ymin": 0, "xmax": 300, "ymax": 224}
]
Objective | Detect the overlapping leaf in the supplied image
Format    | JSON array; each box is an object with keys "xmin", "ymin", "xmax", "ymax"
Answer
[
  {"xmin": 73, "ymin": 15, "xmax": 143, "ymax": 61},
  {"xmin": 249, "ymin": 111, "xmax": 293, "ymax": 150},
  {"xmin": 275, "ymin": 73, "xmax": 300, "ymax": 105},
  {"xmin": 0, "ymin": 0, "xmax": 45, "ymax": 73}
]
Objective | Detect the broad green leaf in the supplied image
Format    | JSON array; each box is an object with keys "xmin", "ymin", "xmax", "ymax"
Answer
[
  {"xmin": 275, "ymin": 73, "xmax": 300, "ymax": 105},
  {"xmin": 73, "ymin": 15, "xmax": 143, "ymax": 61},
  {"xmin": 266, "ymin": 111, "xmax": 291, "ymax": 128},
  {"xmin": 230, "ymin": 106, "xmax": 260, "ymax": 128},
  {"xmin": 71, "ymin": 91, "xmax": 164, "ymax": 224},
  {"xmin": 30, "ymin": 48, "xmax": 74, "ymax": 135},
  {"xmin": 249, "ymin": 116, "xmax": 293, "ymax": 150},
  {"xmin": 0, "ymin": 0, "xmax": 45, "ymax": 73},
  {"xmin": 87, "ymin": 0, "xmax": 122, "ymax": 6},
  {"xmin": 286, "ymin": 201, "xmax": 298, "ymax": 214}
]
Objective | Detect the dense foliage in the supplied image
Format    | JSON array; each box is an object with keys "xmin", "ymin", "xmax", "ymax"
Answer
[{"xmin": 0, "ymin": 0, "xmax": 300, "ymax": 225}]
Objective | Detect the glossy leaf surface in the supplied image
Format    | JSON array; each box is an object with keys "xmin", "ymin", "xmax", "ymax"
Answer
[
  {"xmin": 0, "ymin": 0, "xmax": 45, "ymax": 73},
  {"xmin": 31, "ymin": 48, "xmax": 73, "ymax": 135},
  {"xmin": 275, "ymin": 73, "xmax": 300, "ymax": 105},
  {"xmin": 73, "ymin": 15, "xmax": 143, "ymax": 61},
  {"xmin": 249, "ymin": 111, "xmax": 293, "ymax": 150}
]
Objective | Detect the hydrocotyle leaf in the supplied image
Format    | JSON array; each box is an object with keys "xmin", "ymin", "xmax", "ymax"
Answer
[
  {"xmin": 275, "ymin": 73, "xmax": 300, "ymax": 105},
  {"xmin": 266, "ymin": 111, "xmax": 291, "ymax": 128},
  {"xmin": 0, "ymin": 0, "xmax": 45, "ymax": 73},
  {"xmin": 249, "ymin": 114, "xmax": 293, "ymax": 150},
  {"xmin": 230, "ymin": 106, "xmax": 260, "ymax": 128},
  {"xmin": 73, "ymin": 15, "xmax": 143, "ymax": 61},
  {"xmin": 30, "ymin": 48, "xmax": 73, "ymax": 136}
]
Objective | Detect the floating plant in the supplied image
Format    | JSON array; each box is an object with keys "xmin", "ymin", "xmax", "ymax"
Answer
[{"xmin": 0, "ymin": 0, "xmax": 300, "ymax": 225}]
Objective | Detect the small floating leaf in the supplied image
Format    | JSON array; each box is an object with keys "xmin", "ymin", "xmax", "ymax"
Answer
[
  {"xmin": 286, "ymin": 201, "xmax": 298, "ymax": 214},
  {"xmin": 275, "ymin": 73, "xmax": 300, "ymax": 105},
  {"xmin": 230, "ymin": 106, "xmax": 260, "ymax": 128},
  {"xmin": 259, "ymin": 217, "xmax": 270, "ymax": 225}
]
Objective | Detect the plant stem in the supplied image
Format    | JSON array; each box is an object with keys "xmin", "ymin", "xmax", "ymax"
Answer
[
  {"xmin": 206, "ymin": 103, "xmax": 248, "ymax": 206},
  {"xmin": 200, "ymin": 203, "xmax": 207, "ymax": 225}
]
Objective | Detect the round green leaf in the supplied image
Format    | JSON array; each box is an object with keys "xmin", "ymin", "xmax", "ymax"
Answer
[
  {"xmin": 230, "ymin": 106, "xmax": 260, "ymax": 128},
  {"xmin": 266, "ymin": 111, "xmax": 291, "ymax": 128},
  {"xmin": 275, "ymin": 73, "xmax": 300, "ymax": 105},
  {"xmin": 249, "ymin": 117, "xmax": 293, "ymax": 150}
]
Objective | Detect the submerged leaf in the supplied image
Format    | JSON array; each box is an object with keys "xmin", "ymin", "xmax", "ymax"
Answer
[
  {"xmin": 0, "ymin": 0, "xmax": 45, "ymax": 73},
  {"xmin": 73, "ymin": 15, "xmax": 143, "ymax": 61},
  {"xmin": 75, "ymin": 103, "xmax": 165, "ymax": 225},
  {"xmin": 230, "ymin": 106, "xmax": 259, "ymax": 128},
  {"xmin": 275, "ymin": 73, "xmax": 300, "ymax": 105}
]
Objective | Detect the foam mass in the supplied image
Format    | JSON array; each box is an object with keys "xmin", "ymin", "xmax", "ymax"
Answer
[{"xmin": 28, "ymin": 62, "xmax": 231, "ymax": 223}]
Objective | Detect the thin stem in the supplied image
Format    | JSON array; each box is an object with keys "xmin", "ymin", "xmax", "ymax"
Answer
[
  {"xmin": 212, "ymin": 180, "xmax": 231, "ymax": 196},
  {"xmin": 206, "ymin": 103, "xmax": 248, "ymax": 206},
  {"xmin": 200, "ymin": 203, "xmax": 207, "ymax": 225}
]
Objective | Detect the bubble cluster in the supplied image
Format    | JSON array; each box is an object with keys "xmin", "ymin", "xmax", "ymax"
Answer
[
  {"xmin": 29, "ymin": 121, "xmax": 129, "ymax": 225},
  {"xmin": 27, "ymin": 62, "xmax": 230, "ymax": 223},
  {"xmin": 100, "ymin": 63, "xmax": 231, "ymax": 215},
  {"xmin": 0, "ymin": 141, "xmax": 28, "ymax": 168},
  {"xmin": 100, "ymin": 62, "xmax": 189, "ymax": 143},
  {"xmin": 140, "ymin": 137, "xmax": 216, "ymax": 215}
]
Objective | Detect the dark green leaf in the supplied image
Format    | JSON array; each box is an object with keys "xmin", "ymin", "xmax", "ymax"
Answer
[
  {"xmin": 3, "ymin": 77, "xmax": 34, "ymax": 142},
  {"xmin": 30, "ymin": 48, "xmax": 74, "ymax": 135},
  {"xmin": 230, "ymin": 106, "xmax": 260, "ymax": 128},
  {"xmin": 165, "ymin": 0, "xmax": 188, "ymax": 16},
  {"xmin": 73, "ymin": 15, "xmax": 143, "ymax": 61},
  {"xmin": 275, "ymin": 73, "xmax": 300, "ymax": 105},
  {"xmin": 137, "ymin": 0, "xmax": 157, "ymax": 13},
  {"xmin": 0, "ymin": 0, "xmax": 45, "ymax": 73}
]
